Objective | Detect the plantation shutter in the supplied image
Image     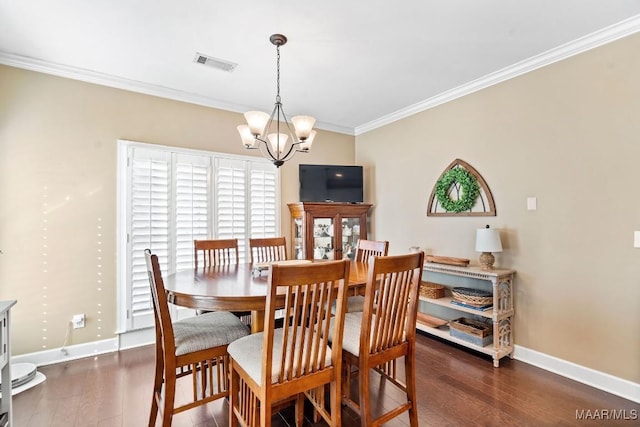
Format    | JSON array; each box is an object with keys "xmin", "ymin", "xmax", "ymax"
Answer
[
  {"xmin": 174, "ymin": 154, "xmax": 210, "ymax": 271},
  {"xmin": 250, "ymin": 163, "xmax": 278, "ymax": 238},
  {"xmin": 215, "ymin": 158, "xmax": 248, "ymax": 261},
  {"xmin": 128, "ymin": 147, "xmax": 170, "ymax": 330},
  {"xmin": 120, "ymin": 140, "xmax": 280, "ymax": 332}
]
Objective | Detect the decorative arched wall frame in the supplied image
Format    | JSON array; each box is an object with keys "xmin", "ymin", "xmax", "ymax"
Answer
[{"xmin": 427, "ymin": 159, "xmax": 496, "ymax": 216}]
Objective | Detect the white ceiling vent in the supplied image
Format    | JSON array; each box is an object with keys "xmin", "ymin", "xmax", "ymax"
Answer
[{"xmin": 193, "ymin": 52, "xmax": 237, "ymax": 72}]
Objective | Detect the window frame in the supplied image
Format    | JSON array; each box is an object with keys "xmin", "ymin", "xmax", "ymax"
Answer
[{"xmin": 116, "ymin": 139, "xmax": 280, "ymax": 333}]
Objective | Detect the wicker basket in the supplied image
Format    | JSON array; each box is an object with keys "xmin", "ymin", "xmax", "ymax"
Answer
[
  {"xmin": 419, "ymin": 282, "xmax": 445, "ymax": 299},
  {"xmin": 450, "ymin": 317, "xmax": 493, "ymax": 347},
  {"xmin": 451, "ymin": 287, "xmax": 492, "ymax": 306}
]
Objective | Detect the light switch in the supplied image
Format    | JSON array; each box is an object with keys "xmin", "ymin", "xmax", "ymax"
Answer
[
  {"xmin": 527, "ymin": 197, "xmax": 537, "ymax": 211},
  {"xmin": 634, "ymin": 231, "xmax": 640, "ymax": 248}
]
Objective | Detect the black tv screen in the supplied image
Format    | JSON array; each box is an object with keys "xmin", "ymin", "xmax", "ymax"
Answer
[{"xmin": 299, "ymin": 164, "xmax": 364, "ymax": 203}]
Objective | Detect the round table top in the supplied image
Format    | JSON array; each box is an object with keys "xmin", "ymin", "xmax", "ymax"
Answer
[{"xmin": 163, "ymin": 261, "xmax": 369, "ymax": 312}]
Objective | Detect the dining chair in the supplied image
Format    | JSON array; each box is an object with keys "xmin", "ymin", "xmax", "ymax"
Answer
[
  {"xmin": 249, "ymin": 236, "xmax": 287, "ymax": 264},
  {"xmin": 144, "ymin": 249, "xmax": 250, "ymax": 427},
  {"xmin": 193, "ymin": 239, "xmax": 250, "ymax": 322},
  {"xmin": 228, "ymin": 259, "xmax": 350, "ymax": 427},
  {"xmin": 194, "ymin": 238, "xmax": 239, "ymax": 269},
  {"xmin": 341, "ymin": 239, "xmax": 389, "ymax": 313},
  {"xmin": 338, "ymin": 251, "xmax": 424, "ymax": 427}
]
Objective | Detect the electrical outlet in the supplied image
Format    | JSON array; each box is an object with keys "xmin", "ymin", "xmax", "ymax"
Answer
[{"xmin": 72, "ymin": 313, "xmax": 85, "ymax": 329}]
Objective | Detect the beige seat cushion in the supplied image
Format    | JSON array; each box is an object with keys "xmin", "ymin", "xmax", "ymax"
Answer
[
  {"xmin": 228, "ymin": 328, "xmax": 332, "ymax": 384},
  {"xmin": 173, "ymin": 311, "xmax": 249, "ymax": 356},
  {"xmin": 331, "ymin": 295, "xmax": 365, "ymax": 314},
  {"xmin": 329, "ymin": 311, "xmax": 407, "ymax": 357},
  {"xmin": 329, "ymin": 311, "xmax": 365, "ymax": 356}
]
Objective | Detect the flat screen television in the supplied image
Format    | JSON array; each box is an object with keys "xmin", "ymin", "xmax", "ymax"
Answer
[{"xmin": 299, "ymin": 164, "xmax": 364, "ymax": 203}]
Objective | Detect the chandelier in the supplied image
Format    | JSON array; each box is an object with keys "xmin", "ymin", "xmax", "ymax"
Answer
[{"xmin": 237, "ymin": 34, "xmax": 316, "ymax": 168}]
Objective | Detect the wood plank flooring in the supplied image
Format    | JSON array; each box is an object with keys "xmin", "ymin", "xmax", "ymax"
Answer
[{"xmin": 12, "ymin": 333, "xmax": 639, "ymax": 426}]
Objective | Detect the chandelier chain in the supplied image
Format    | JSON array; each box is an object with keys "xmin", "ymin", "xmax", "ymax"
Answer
[{"xmin": 276, "ymin": 45, "xmax": 281, "ymax": 98}]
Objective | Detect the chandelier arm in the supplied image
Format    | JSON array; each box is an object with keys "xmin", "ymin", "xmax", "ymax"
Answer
[{"xmin": 256, "ymin": 140, "xmax": 279, "ymax": 162}]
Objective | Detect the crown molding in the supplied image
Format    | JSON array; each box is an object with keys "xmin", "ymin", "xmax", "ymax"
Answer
[
  {"xmin": 355, "ymin": 14, "xmax": 640, "ymax": 135},
  {"xmin": 2, "ymin": 14, "xmax": 638, "ymax": 138},
  {"xmin": 0, "ymin": 51, "xmax": 353, "ymax": 136}
]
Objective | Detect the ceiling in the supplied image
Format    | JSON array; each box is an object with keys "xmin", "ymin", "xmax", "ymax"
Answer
[{"xmin": 1, "ymin": 1, "xmax": 640, "ymax": 135}]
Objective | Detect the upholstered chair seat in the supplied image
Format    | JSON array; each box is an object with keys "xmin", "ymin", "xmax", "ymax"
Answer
[
  {"xmin": 173, "ymin": 311, "xmax": 250, "ymax": 356},
  {"xmin": 228, "ymin": 328, "xmax": 333, "ymax": 384}
]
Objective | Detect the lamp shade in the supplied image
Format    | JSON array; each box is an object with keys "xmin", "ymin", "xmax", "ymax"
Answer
[
  {"xmin": 298, "ymin": 130, "xmax": 316, "ymax": 151},
  {"xmin": 244, "ymin": 111, "xmax": 270, "ymax": 136},
  {"xmin": 237, "ymin": 125, "xmax": 257, "ymax": 148},
  {"xmin": 292, "ymin": 115, "xmax": 316, "ymax": 140},
  {"xmin": 475, "ymin": 227, "xmax": 502, "ymax": 253},
  {"xmin": 267, "ymin": 133, "xmax": 289, "ymax": 154}
]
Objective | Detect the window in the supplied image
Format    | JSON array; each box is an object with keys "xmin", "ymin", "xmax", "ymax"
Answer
[{"xmin": 117, "ymin": 140, "xmax": 279, "ymax": 332}]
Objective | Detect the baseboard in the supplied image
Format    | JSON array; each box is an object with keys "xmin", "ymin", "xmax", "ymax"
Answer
[
  {"xmin": 12, "ymin": 338, "xmax": 119, "ymax": 367},
  {"xmin": 11, "ymin": 329, "xmax": 155, "ymax": 367},
  {"xmin": 118, "ymin": 327, "xmax": 155, "ymax": 350},
  {"xmin": 514, "ymin": 345, "xmax": 640, "ymax": 404},
  {"xmin": 12, "ymin": 335, "xmax": 639, "ymax": 404}
]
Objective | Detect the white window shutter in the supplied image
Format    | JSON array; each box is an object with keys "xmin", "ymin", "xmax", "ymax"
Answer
[
  {"xmin": 250, "ymin": 163, "xmax": 278, "ymax": 238},
  {"xmin": 120, "ymin": 141, "xmax": 279, "ymax": 332},
  {"xmin": 216, "ymin": 158, "xmax": 248, "ymax": 261},
  {"xmin": 174, "ymin": 153, "xmax": 210, "ymax": 271},
  {"xmin": 128, "ymin": 148, "xmax": 170, "ymax": 330}
]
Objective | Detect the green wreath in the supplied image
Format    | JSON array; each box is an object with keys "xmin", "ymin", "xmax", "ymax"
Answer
[{"xmin": 435, "ymin": 168, "xmax": 480, "ymax": 213}]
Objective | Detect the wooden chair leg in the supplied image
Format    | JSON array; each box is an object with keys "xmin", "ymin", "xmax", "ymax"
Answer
[
  {"xmin": 149, "ymin": 344, "xmax": 164, "ymax": 427},
  {"xmin": 330, "ymin": 378, "xmax": 341, "ymax": 427},
  {"xmin": 229, "ymin": 362, "xmax": 239, "ymax": 427},
  {"xmin": 260, "ymin": 396, "xmax": 272, "ymax": 427},
  {"xmin": 358, "ymin": 363, "xmax": 371, "ymax": 427},
  {"xmin": 161, "ymin": 375, "xmax": 176, "ymax": 427},
  {"xmin": 295, "ymin": 393, "xmax": 305, "ymax": 427},
  {"xmin": 405, "ymin": 354, "xmax": 419, "ymax": 427},
  {"xmin": 148, "ymin": 372, "xmax": 161, "ymax": 426}
]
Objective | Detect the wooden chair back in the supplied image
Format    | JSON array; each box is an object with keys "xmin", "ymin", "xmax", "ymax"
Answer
[
  {"xmin": 229, "ymin": 259, "xmax": 350, "ymax": 427},
  {"xmin": 341, "ymin": 251, "xmax": 424, "ymax": 427},
  {"xmin": 362, "ymin": 252, "xmax": 423, "ymax": 359},
  {"xmin": 249, "ymin": 236, "xmax": 287, "ymax": 264},
  {"xmin": 264, "ymin": 260, "xmax": 349, "ymax": 388},
  {"xmin": 354, "ymin": 239, "xmax": 389, "ymax": 262},
  {"xmin": 194, "ymin": 238, "xmax": 239, "ymax": 268},
  {"xmin": 146, "ymin": 249, "xmax": 248, "ymax": 426},
  {"xmin": 145, "ymin": 250, "xmax": 176, "ymax": 359}
]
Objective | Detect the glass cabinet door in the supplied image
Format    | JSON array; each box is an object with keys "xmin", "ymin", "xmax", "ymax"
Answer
[
  {"xmin": 292, "ymin": 217, "xmax": 304, "ymax": 259},
  {"xmin": 313, "ymin": 217, "xmax": 334, "ymax": 260},
  {"xmin": 341, "ymin": 217, "xmax": 361, "ymax": 260}
]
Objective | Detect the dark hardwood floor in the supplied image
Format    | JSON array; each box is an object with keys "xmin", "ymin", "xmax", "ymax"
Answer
[{"xmin": 13, "ymin": 333, "xmax": 639, "ymax": 426}]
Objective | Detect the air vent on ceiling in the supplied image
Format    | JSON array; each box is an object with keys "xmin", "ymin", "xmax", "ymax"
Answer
[{"xmin": 193, "ymin": 52, "xmax": 237, "ymax": 72}]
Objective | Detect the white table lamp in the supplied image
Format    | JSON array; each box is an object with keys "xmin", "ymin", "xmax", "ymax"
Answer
[{"xmin": 475, "ymin": 225, "xmax": 502, "ymax": 270}]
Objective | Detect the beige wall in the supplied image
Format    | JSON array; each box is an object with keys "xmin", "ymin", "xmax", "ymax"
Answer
[
  {"xmin": 356, "ymin": 33, "xmax": 640, "ymax": 382},
  {"xmin": 0, "ymin": 65, "xmax": 355, "ymax": 355}
]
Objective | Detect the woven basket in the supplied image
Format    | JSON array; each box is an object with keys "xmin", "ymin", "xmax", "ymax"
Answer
[
  {"xmin": 451, "ymin": 287, "xmax": 492, "ymax": 306},
  {"xmin": 419, "ymin": 282, "xmax": 445, "ymax": 299}
]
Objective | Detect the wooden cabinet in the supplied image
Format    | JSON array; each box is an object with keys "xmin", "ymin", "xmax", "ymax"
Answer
[
  {"xmin": 418, "ymin": 264, "xmax": 515, "ymax": 367},
  {"xmin": 288, "ymin": 202, "xmax": 372, "ymax": 261},
  {"xmin": 0, "ymin": 301, "xmax": 16, "ymax": 427}
]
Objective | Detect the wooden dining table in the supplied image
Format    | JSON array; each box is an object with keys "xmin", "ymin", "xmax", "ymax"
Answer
[{"xmin": 163, "ymin": 260, "xmax": 369, "ymax": 333}]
